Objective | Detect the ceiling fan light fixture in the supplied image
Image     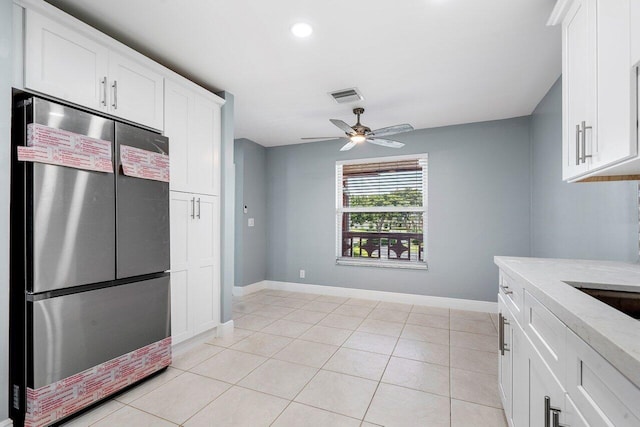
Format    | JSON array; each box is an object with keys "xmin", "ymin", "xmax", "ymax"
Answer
[
  {"xmin": 291, "ymin": 22, "xmax": 313, "ymax": 38},
  {"xmin": 350, "ymin": 135, "xmax": 366, "ymax": 144}
]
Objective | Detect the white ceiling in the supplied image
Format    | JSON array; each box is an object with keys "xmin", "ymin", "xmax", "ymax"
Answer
[{"xmin": 46, "ymin": 0, "xmax": 561, "ymax": 147}]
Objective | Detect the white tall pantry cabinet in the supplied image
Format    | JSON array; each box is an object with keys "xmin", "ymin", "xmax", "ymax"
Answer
[{"xmin": 165, "ymin": 79, "xmax": 224, "ymax": 345}]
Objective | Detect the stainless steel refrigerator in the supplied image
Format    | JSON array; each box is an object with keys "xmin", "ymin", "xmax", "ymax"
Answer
[{"xmin": 10, "ymin": 95, "xmax": 171, "ymax": 427}]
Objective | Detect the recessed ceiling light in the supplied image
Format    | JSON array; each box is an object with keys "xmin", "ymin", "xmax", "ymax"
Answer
[{"xmin": 291, "ymin": 22, "xmax": 313, "ymax": 38}]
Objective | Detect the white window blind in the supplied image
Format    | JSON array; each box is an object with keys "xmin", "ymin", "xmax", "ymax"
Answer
[{"xmin": 336, "ymin": 154, "xmax": 428, "ymax": 268}]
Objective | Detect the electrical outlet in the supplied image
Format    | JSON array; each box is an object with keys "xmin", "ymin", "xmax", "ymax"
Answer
[
  {"xmin": 248, "ymin": 218, "xmax": 255, "ymax": 227},
  {"xmin": 299, "ymin": 269, "xmax": 305, "ymax": 279}
]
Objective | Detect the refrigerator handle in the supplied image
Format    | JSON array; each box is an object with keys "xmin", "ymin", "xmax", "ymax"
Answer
[
  {"xmin": 197, "ymin": 198, "xmax": 201, "ymax": 219},
  {"xmin": 191, "ymin": 197, "xmax": 195, "ymax": 219}
]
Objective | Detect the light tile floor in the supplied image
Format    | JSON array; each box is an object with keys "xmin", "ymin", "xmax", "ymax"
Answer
[{"xmin": 63, "ymin": 289, "xmax": 507, "ymax": 427}]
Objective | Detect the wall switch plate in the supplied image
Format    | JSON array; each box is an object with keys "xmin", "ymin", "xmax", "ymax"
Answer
[
  {"xmin": 244, "ymin": 205, "xmax": 248, "ymax": 214},
  {"xmin": 299, "ymin": 269, "xmax": 305, "ymax": 278},
  {"xmin": 248, "ymin": 218, "xmax": 255, "ymax": 227}
]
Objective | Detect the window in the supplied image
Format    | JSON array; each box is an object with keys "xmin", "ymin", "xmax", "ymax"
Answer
[{"xmin": 336, "ymin": 154, "xmax": 428, "ymax": 269}]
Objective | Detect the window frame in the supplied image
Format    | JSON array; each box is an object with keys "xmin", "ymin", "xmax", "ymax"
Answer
[{"xmin": 335, "ymin": 153, "xmax": 429, "ymax": 270}]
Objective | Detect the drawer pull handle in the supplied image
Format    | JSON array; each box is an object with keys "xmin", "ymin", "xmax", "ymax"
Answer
[{"xmin": 500, "ymin": 285, "xmax": 514, "ymax": 295}]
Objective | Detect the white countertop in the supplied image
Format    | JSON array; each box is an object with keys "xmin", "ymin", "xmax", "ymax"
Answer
[{"xmin": 494, "ymin": 256, "xmax": 640, "ymax": 388}]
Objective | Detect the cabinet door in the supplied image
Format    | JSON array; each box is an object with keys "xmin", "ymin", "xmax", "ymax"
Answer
[
  {"xmin": 108, "ymin": 52, "xmax": 164, "ymax": 131},
  {"xmin": 591, "ymin": 0, "xmax": 636, "ymax": 169},
  {"xmin": 190, "ymin": 195, "xmax": 220, "ymax": 334},
  {"xmin": 511, "ymin": 321, "xmax": 528, "ymax": 427},
  {"xmin": 24, "ymin": 9, "xmax": 109, "ymax": 112},
  {"xmin": 498, "ymin": 298, "xmax": 513, "ymax": 421},
  {"xmin": 566, "ymin": 330, "xmax": 640, "ymax": 427},
  {"xmin": 562, "ymin": 0, "xmax": 596, "ymax": 180},
  {"xmin": 632, "ymin": 0, "xmax": 640, "ymax": 66},
  {"xmin": 164, "ymin": 80, "xmax": 193, "ymax": 193},
  {"xmin": 528, "ymin": 348, "xmax": 566, "ymax": 427},
  {"xmin": 190, "ymin": 96, "xmax": 221, "ymax": 196},
  {"xmin": 169, "ymin": 191, "xmax": 194, "ymax": 345},
  {"xmin": 565, "ymin": 396, "xmax": 590, "ymax": 427}
]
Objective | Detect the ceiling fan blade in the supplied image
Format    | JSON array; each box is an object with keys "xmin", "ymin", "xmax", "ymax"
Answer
[
  {"xmin": 340, "ymin": 141, "xmax": 358, "ymax": 151},
  {"xmin": 370, "ymin": 124, "xmax": 414, "ymax": 138},
  {"xmin": 301, "ymin": 136, "xmax": 343, "ymax": 140},
  {"xmin": 330, "ymin": 119, "xmax": 355, "ymax": 135},
  {"xmin": 367, "ymin": 138, "xmax": 405, "ymax": 148}
]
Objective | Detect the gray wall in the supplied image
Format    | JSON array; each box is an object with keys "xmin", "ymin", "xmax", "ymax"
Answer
[
  {"xmin": 234, "ymin": 138, "xmax": 268, "ymax": 287},
  {"xmin": 217, "ymin": 91, "xmax": 235, "ymax": 323},
  {"xmin": 0, "ymin": 0, "xmax": 12, "ymax": 421},
  {"xmin": 265, "ymin": 117, "xmax": 532, "ymax": 302},
  {"xmin": 530, "ymin": 78, "xmax": 638, "ymax": 261}
]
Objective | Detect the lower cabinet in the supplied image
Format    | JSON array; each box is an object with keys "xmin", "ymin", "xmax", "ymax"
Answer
[
  {"xmin": 498, "ymin": 296, "xmax": 513, "ymax": 421},
  {"xmin": 170, "ymin": 191, "xmax": 220, "ymax": 345},
  {"xmin": 527, "ymin": 342, "xmax": 566, "ymax": 427},
  {"xmin": 498, "ymin": 269, "xmax": 640, "ymax": 427}
]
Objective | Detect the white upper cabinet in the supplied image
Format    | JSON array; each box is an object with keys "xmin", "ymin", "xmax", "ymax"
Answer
[
  {"xmin": 24, "ymin": 9, "xmax": 109, "ymax": 112},
  {"xmin": 561, "ymin": 0, "xmax": 595, "ymax": 179},
  {"xmin": 592, "ymin": 0, "xmax": 636, "ymax": 170},
  {"xmin": 23, "ymin": 8, "xmax": 164, "ymax": 131},
  {"xmin": 553, "ymin": 0, "xmax": 639, "ymax": 181},
  {"xmin": 108, "ymin": 52, "xmax": 164, "ymax": 131},
  {"xmin": 164, "ymin": 79, "xmax": 222, "ymax": 195},
  {"xmin": 632, "ymin": 0, "xmax": 640, "ymax": 66}
]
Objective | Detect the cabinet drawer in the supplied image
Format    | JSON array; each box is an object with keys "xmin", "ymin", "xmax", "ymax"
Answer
[
  {"xmin": 566, "ymin": 330, "xmax": 640, "ymax": 427},
  {"xmin": 499, "ymin": 271, "xmax": 524, "ymax": 324},
  {"xmin": 524, "ymin": 290, "xmax": 567, "ymax": 385}
]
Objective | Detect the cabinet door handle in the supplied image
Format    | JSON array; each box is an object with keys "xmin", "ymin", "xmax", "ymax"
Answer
[
  {"xmin": 499, "ymin": 313, "xmax": 504, "ymax": 355},
  {"xmin": 545, "ymin": 396, "xmax": 552, "ymax": 427},
  {"xmin": 580, "ymin": 121, "xmax": 592, "ymax": 163},
  {"xmin": 552, "ymin": 411, "xmax": 568, "ymax": 427},
  {"xmin": 101, "ymin": 77, "xmax": 107, "ymax": 106},
  {"xmin": 575, "ymin": 124, "xmax": 581, "ymax": 166},
  {"xmin": 501, "ymin": 315, "xmax": 510, "ymax": 354},
  {"xmin": 191, "ymin": 197, "xmax": 195, "ymax": 219},
  {"xmin": 197, "ymin": 198, "xmax": 201, "ymax": 219},
  {"xmin": 112, "ymin": 80, "xmax": 118, "ymax": 109},
  {"xmin": 545, "ymin": 396, "xmax": 562, "ymax": 427}
]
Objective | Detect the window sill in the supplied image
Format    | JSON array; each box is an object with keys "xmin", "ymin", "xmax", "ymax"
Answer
[{"xmin": 336, "ymin": 258, "xmax": 429, "ymax": 270}]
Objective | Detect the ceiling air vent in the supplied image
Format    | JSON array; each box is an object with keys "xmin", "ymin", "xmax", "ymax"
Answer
[{"xmin": 329, "ymin": 87, "xmax": 363, "ymax": 104}]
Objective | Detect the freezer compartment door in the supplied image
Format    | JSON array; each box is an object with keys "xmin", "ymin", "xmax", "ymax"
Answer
[
  {"xmin": 30, "ymin": 275, "xmax": 170, "ymax": 388},
  {"xmin": 30, "ymin": 98, "xmax": 116, "ymax": 293},
  {"xmin": 115, "ymin": 122, "xmax": 170, "ymax": 279}
]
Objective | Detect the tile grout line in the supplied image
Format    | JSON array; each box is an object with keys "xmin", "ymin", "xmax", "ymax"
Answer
[
  {"xmin": 87, "ymin": 291, "xmax": 502, "ymax": 426},
  {"xmin": 360, "ymin": 312, "xmax": 407, "ymax": 424}
]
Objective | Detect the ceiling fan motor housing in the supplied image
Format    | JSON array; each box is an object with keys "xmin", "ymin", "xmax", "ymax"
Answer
[{"xmin": 352, "ymin": 108, "xmax": 370, "ymax": 135}]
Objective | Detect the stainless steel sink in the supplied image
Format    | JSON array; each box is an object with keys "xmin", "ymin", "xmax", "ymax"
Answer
[{"xmin": 565, "ymin": 282, "xmax": 640, "ymax": 319}]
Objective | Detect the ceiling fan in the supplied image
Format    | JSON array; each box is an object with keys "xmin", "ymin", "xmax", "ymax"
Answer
[{"xmin": 302, "ymin": 108, "xmax": 414, "ymax": 151}]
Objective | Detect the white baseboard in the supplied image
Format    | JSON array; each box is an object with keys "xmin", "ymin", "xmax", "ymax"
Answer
[
  {"xmin": 171, "ymin": 327, "xmax": 219, "ymax": 357},
  {"xmin": 263, "ymin": 280, "xmax": 497, "ymax": 313},
  {"xmin": 233, "ymin": 280, "xmax": 267, "ymax": 296},
  {"xmin": 217, "ymin": 319, "xmax": 234, "ymax": 337},
  {"xmin": 0, "ymin": 418, "xmax": 13, "ymax": 427}
]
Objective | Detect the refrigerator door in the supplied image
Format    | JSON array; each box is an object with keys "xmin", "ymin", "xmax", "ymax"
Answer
[
  {"xmin": 115, "ymin": 122, "xmax": 170, "ymax": 278},
  {"xmin": 29, "ymin": 98, "xmax": 116, "ymax": 293},
  {"xmin": 30, "ymin": 275, "xmax": 171, "ymax": 388}
]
